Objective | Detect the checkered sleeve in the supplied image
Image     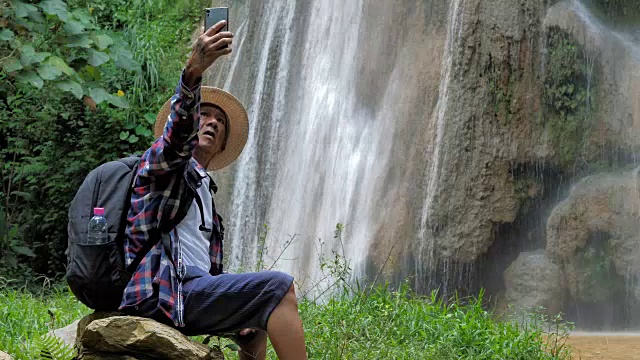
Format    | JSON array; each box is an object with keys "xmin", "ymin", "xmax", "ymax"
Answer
[{"xmin": 138, "ymin": 70, "xmax": 202, "ymax": 178}]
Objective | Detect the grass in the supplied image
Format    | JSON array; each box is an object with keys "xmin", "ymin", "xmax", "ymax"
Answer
[
  {"xmin": 0, "ymin": 281, "xmax": 90, "ymax": 359},
  {"xmin": 1, "ymin": 281, "xmax": 572, "ymax": 360},
  {"xmin": 296, "ymin": 286, "xmax": 570, "ymax": 360}
]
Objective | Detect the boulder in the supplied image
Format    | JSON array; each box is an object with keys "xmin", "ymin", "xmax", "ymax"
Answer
[
  {"xmin": 48, "ymin": 320, "xmax": 80, "ymax": 347},
  {"xmin": 78, "ymin": 316, "xmax": 223, "ymax": 360},
  {"xmin": 546, "ymin": 170, "xmax": 640, "ymax": 303},
  {"xmin": 500, "ymin": 250, "xmax": 563, "ymax": 317},
  {"xmin": 0, "ymin": 351, "xmax": 13, "ymax": 360}
]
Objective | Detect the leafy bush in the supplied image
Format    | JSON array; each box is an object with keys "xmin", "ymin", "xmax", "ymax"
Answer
[{"xmin": 0, "ymin": 0, "xmax": 207, "ymax": 281}]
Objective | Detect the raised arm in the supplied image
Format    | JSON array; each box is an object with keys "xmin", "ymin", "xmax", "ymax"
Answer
[{"xmin": 137, "ymin": 20, "xmax": 234, "ymax": 179}]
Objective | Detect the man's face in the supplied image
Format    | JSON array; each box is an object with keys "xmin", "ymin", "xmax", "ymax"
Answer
[{"xmin": 197, "ymin": 104, "xmax": 228, "ymax": 158}]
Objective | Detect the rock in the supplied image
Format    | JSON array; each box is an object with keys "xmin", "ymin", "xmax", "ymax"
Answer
[
  {"xmin": 48, "ymin": 320, "xmax": 80, "ymax": 347},
  {"xmin": 76, "ymin": 312, "xmax": 122, "ymax": 349},
  {"xmin": 500, "ymin": 250, "xmax": 563, "ymax": 316},
  {"xmin": 546, "ymin": 170, "xmax": 640, "ymax": 303},
  {"xmin": 79, "ymin": 316, "xmax": 223, "ymax": 360},
  {"xmin": 0, "ymin": 351, "xmax": 13, "ymax": 360},
  {"xmin": 411, "ymin": 0, "xmax": 548, "ymax": 265}
]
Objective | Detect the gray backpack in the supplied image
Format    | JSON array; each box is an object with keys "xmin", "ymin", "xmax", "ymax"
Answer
[{"xmin": 66, "ymin": 155, "xmax": 153, "ymax": 310}]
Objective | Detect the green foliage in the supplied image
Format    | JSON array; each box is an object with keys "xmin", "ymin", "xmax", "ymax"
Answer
[
  {"xmin": 204, "ymin": 286, "xmax": 572, "ymax": 360},
  {"xmin": 1, "ymin": 283, "xmax": 573, "ymax": 360},
  {"xmin": 0, "ymin": 280, "xmax": 90, "ymax": 359},
  {"xmin": 35, "ymin": 334, "xmax": 75, "ymax": 360},
  {"xmin": 543, "ymin": 26, "xmax": 597, "ymax": 171},
  {"xmin": 1, "ymin": 226, "xmax": 573, "ymax": 360},
  {"xmin": 1, "ymin": 0, "xmax": 136, "ymax": 107},
  {"xmin": 0, "ymin": 0, "xmax": 207, "ymax": 280}
]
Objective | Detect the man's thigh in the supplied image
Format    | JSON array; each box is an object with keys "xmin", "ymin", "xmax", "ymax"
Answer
[{"xmin": 181, "ymin": 266, "xmax": 294, "ymax": 337}]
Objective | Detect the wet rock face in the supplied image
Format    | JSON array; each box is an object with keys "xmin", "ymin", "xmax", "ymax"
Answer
[
  {"xmin": 546, "ymin": 170, "xmax": 640, "ymax": 303},
  {"xmin": 589, "ymin": 0, "xmax": 640, "ymax": 21},
  {"xmin": 422, "ymin": 0, "xmax": 547, "ymax": 264},
  {"xmin": 501, "ymin": 250, "xmax": 563, "ymax": 315}
]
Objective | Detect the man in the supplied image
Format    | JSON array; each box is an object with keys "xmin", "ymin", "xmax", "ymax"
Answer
[{"xmin": 119, "ymin": 20, "xmax": 308, "ymax": 360}]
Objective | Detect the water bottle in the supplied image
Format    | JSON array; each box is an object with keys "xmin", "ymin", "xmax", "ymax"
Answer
[{"xmin": 87, "ymin": 207, "xmax": 108, "ymax": 245}]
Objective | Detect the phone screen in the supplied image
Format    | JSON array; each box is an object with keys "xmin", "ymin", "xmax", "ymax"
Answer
[{"xmin": 205, "ymin": 7, "xmax": 229, "ymax": 33}]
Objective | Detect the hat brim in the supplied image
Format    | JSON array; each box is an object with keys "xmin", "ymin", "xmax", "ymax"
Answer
[{"xmin": 154, "ymin": 87, "xmax": 249, "ymax": 171}]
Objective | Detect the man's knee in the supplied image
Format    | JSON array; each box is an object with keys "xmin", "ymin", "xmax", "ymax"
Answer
[{"xmin": 282, "ymin": 282, "xmax": 297, "ymax": 307}]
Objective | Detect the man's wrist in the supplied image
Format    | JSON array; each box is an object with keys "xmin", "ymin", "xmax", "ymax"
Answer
[{"xmin": 183, "ymin": 64, "xmax": 203, "ymax": 89}]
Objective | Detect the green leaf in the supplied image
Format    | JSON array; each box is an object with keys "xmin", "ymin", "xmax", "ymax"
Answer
[
  {"xmin": 37, "ymin": 63, "xmax": 62, "ymax": 80},
  {"xmin": 144, "ymin": 113, "xmax": 156, "ymax": 125},
  {"xmin": 86, "ymin": 49, "xmax": 109, "ymax": 67},
  {"xmin": 10, "ymin": 191, "xmax": 32, "ymax": 200},
  {"xmin": 119, "ymin": 131, "xmax": 129, "ymax": 140},
  {"xmin": 56, "ymin": 80, "xmax": 84, "ymax": 100},
  {"xmin": 37, "ymin": 335, "xmax": 75, "ymax": 360},
  {"xmin": 224, "ymin": 343, "xmax": 240, "ymax": 351},
  {"xmin": 89, "ymin": 87, "xmax": 109, "ymax": 104},
  {"xmin": 5, "ymin": 253, "xmax": 17, "ymax": 268},
  {"xmin": 12, "ymin": 0, "xmax": 38, "ymax": 18},
  {"xmin": 202, "ymin": 335, "xmax": 212, "ymax": 345},
  {"xmin": 0, "ymin": 29, "xmax": 14, "ymax": 41},
  {"xmin": 84, "ymin": 65, "xmax": 100, "ymax": 80},
  {"xmin": 107, "ymin": 94, "xmax": 129, "ymax": 109},
  {"xmin": 92, "ymin": 33, "xmax": 113, "ymax": 50},
  {"xmin": 40, "ymin": 0, "xmax": 69, "ymax": 22},
  {"xmin": 20, "ymin": 45, "xmax": 51, "ymax": 66},
  {"xmin": 66, "ymin": 34, "xmax": 93, "ymax": 48},
  {"xmin": 63, "ymin": 20, "xmax": 86, "ymax": 35},
  {"xmin": 27, "ymin": 9, "xmax": 45, "ymax": 23},
  {"xmin": 2, "ymin": 58, "xmax": 23, "ymax": 72},
  {"xmin": 11, "ymin": 245, "xmax": 36, "ymax": 257},
  {"xmin": 16, "ymin": 70, "xmax": 44, "ymax": 89},
  {"xmin": 72, "ymin": 8, "xmax": 94, "ymax": 25},
  {"xmin": 45, "ymin": 56, "xmax": 75, "ymax": 76},
  {"xmin": 127, "ymin": 135, "xmax": 139, "ymax": 143},
  {"xmin": 111, "ymin": 46, "xmax": 141, "ymax": 72},
  {"xmin": 135, "ymin": 125, "xmax": 146, "ymax": 136}
]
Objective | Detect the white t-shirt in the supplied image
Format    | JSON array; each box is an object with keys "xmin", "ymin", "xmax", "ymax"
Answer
[{"xmin": 176, "ymin": 175, "xmax": 213, "ymax": 272}]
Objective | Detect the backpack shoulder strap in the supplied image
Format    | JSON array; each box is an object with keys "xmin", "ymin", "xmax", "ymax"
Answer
[{"xmin": 120, "ymin": 155, "xmax": 173, "ymax": 276}]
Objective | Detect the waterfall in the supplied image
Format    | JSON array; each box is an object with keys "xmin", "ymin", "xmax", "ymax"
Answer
[
  {"xmin": 263, "ymin": 0, "xmax": 385, "ymax": 285},
  {"xmin": 210, "ymin": 0, "xmax": 452, "ymax": 291},
  {"xmin": 416, "ymin": 0, "xmax": 464, "ymax": 289},
  {"xmin": 225, "ymin": 2, "xmax": 296, "ymax": 271}
]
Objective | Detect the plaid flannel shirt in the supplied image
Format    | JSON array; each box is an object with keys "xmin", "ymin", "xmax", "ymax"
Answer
[{"xmin": 118, "ymin": 71, "xmax": 224, "ymax": 327}]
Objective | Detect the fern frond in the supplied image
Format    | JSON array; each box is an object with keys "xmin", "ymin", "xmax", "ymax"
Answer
[{"xmin": 35, "ymin": 334, "xmax": 75, "ymax": 360}]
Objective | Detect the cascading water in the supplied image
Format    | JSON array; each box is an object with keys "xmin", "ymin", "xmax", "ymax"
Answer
[
  {"xmin": 226, "ymin": 2, "xmax": 296, "ymax": 270},
  {"xmin": 416, "ymin": 0, "xmax": 464, "ymax": 292},
  {"xmin": 209, "ymin": 0, "xmax": 451, "ymax": 290}
]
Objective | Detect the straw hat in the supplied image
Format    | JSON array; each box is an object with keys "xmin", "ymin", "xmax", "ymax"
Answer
[{"xmin": 154, "ymin": 87, "xmax": 249, "ymax": 171}]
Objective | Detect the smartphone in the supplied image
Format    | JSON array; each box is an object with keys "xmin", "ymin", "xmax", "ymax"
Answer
[{"xmin": 205, "ymin": 7, "xmax": 229, "ymax": 33}]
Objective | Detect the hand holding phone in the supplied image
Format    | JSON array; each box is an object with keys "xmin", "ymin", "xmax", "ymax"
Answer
[{"xmin": 183, "ymin": 9, "xmax": 233, "ymax": 86}]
